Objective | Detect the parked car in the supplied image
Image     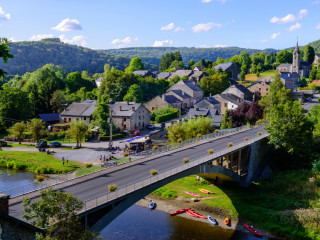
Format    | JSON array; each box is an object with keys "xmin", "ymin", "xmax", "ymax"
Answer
[
  {"xmin": 0, "ymin": 140, "xmax": 7, "ymax": 147},
  {"xmin": 132, "ymin": 130, "xmax": 140, "ymax": 136},
  {"xmin": 72, "ymin": 145, "xmax": 79, "ymax": 149},
  {"xmin": 36, "ymin": 140, "xmax": 47, "ymax": 148},
  {"xmin": 49, "ymin": 142, "xmax": 61, "ymax": 148},
  {"xmin": 146, "ymin": 124, "xmax": 155, "ymax": 130}
]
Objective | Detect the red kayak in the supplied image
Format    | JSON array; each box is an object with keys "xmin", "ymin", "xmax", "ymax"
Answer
[
  {"xmin": 243, "ymin": 224, "xmax": 263, "ymax": 237},
  {"xmin": 170, "ymin": 208, "xmax": 191, "ymax": 216},
  {"xmin": 186, "ymin": 210, "xmax": 206, "ymax": 219},
  {"xmin": 184, "ymin": 191, "xmax": 201, "ymax": 198}
]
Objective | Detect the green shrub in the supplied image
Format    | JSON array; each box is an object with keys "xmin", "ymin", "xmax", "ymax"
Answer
[
  {"xmin": 13, "ymin": 162, "xmax": 27, "ymax": 170},
  {"xmin": 36, "ymin": 175, "xmax": 45, "ymax": 182},
  {"xmin": 177, "ymin": 138, "xmax": 182, "ymax": 143},
  {"xmin": 6, "ymin": 161, "xmax": 15, "ymax": 169},
  {"xmin": 257, "ymin": 132, "xmax": 262, "ymax": 136},
  {"xmin": 153, "ymin": 146, "xmax": 159, "ymax": 150},
  {"xmin": 215, "ymin": 129, "xmax": 219, "ymax": 133},
  {"xmin": 35, "ymin": 167, "xmax": 46, "ymax": 174},
  {"xmin": 108, "ymin": 184, "xmax": 117, "ymax": 192},
  {"xmin": 183, "ymin": 158, "xmax": 189, "ymax": 163},
  {"xmin": 85, "ymin": 163, "xmax": 92, "ymax": 168},
  {"xmin": 123, "ymin": 152, "xmax": 129, "ymax": 157},
  {"xmin": 152, "ymin": 187, "xmax": 177, "ymax": 199},
  {"xmin": 150, "ymin": 169, "xmax": 158, "ymax": 176},
  {"xmin": 197, "ymin": 133, "xmax": 202, "ymax": 138},
  {"xmin": 155, "ymin": 111, "xmax": 179, "ymax": 123},
  {"xmin": 228, "ymin": 143, "xmax": 233, "ymax": 147}
]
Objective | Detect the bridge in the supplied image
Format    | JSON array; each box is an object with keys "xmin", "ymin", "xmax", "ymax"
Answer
[{"xmin": 1, "ymin": 125, "xmax": 272, "ymax": 235}]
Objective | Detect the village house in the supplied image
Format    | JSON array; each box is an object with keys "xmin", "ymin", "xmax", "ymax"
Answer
[
  {"xmin": 168, "ymin": 80, "xmax": 204, "ymax": 103},
  {"xmin": 168, "ymin": 70, "xmax": 193, "ymax": 80},
  {"xmin": 188, "ymin": 71, "xmax": 208, "ymax": 84},
  {"xmin": 109, "ymin": 102, "xmax": 150, "ymax": 132},
  {"xmin": 214, "ymin": 62, "xmax": 241, "ymax": 80},
  {"xmin": 193, "ymin": 66, "xmax": 204, "ymax": 71},
  {"xmin": 165, "ymin": 90, "xmax": 193, "ymax": 108},
  {"xmin": 156, "ymin": 72, "xmax": 172, "ymax": 79},
  {"xmin": 222, "ymin": 84, "xmax": 253, "ymax": 101},
  {"xmin": 313, "ymin": 53, "xmax": 320, "ymax": 68},
  {"xmin": 145, "ymin": 94, "xmax": 182, "ymax": 112},
  {"xmin": 132, "ymin": 70, "xmax": 154, "ymax": 77},
  {"xmin": 213, "ymin": 94, "xmax": 244, "ymax": 115},
  {"xmin": 247, "ymin": 81, "xmax": 270, "ymax": 101},
  {"xmin": 95, "ymin": 77, "xmax": 103, "ymax": 88},
  {"xmin": 39, "ymin": 113, "xmax": 61, "ymax": 125},
  {"xmin": 60, "ymin": 100, "xmax": 96, "ymax": 125},
  {"xmin": 194, "ymin": 97, "xmax": 221, "ymax": 114},
  {"xmin": 280, "ymin": 72, "xmax": 300, "ymax": 90},
  {"xmin": 186, "ymin": 107, "xmax": 223, "ymax": 127}
]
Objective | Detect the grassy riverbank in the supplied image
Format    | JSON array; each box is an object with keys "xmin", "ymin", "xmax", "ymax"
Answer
[
  {"xmin": 0, "ymin": 151, "xmax": 82, "ymax": 174},
  {"xmin": 151, "ymin": 170, "xmax": 320, "ymax": 239}
]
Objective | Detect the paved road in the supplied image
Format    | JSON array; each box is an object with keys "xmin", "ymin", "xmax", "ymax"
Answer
[{"xmin": 9, "ymin": 125, "xmax": 266, "ymax": 221}]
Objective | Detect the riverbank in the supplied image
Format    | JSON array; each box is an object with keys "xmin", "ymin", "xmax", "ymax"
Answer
[
  {"xmin": 140, "ymin": 170, "xmax": 320, "ymax": 239},
  {"xmin": 0, "ymin": 150, "xmax": 83, "ymax": 174}
]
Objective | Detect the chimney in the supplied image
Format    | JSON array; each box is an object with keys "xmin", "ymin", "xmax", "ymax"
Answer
[
  {"xmin": 0, "ymin": 194, "xmax": 10, "ymax": 214},
  {"xmin": 119, "ymin": 106, "xmax": 122, "ymax": 111},
  {"xmin": 132, "ymin": 107, "xmax": 135, "ymax": 111}
]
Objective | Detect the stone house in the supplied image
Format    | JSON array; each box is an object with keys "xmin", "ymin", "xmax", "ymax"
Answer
[
  {"xmin": 214, "ymin": 62, "xmax": 241, "ymax": 80},
  {"xmin": 145, "ymin": 95, "xmax": 182, "ymax": 112},
  {"xmin": 168, "ymin": 70, "xmax": 193, "ymax": 80},
  {"xmin": 165, "ymin": 90, "xmax": 193, "ymax": 108},
  {"xmin": 168, "ymin": 80, "xmax": 204, "ymax": 104},
  {"xmin": 109, "ymin": 102, "xmax": 150, "ymax": 132},
  {"xmin": 247, "ymin": 81, "xmax": 270, "ymax": 101},
  {"xmin": 189, "ymin": 71, "xmax": 208, "ymax": 84},
  {"xmin": 222, "ymin": 84, "xmax": 253, "ymax": 101},
  {"xmin": 313, "ymin": 53, "xmax": 320, "ymax": 68},
  {"xmin": 133, "ymin": 70, "xmax": 154, "ymax": 77},
  {"xmin": 156, "ymin": 72, "xmax": 172, "ymax": 79},
  {"xmin": 280, "ymin": 72, "xmax": 300, "ymax": 90},
  {"xmin": 195, "ymin": 97, "xmax": 221, "ymax": 114},
  {"xmin": 60, "ymin": 100, "xmax": 96, "ymax": 125},
  {"xmin": 214, "ymin": 94, "xmax": 244, "ymax": 115}
]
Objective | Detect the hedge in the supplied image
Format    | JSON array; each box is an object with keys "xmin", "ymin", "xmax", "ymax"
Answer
[
  {"xmin": 99, "ymin": 133, "xmax": 126, "ymax": 141},
  {"xmin": 155, "ymin": 110, "xmax": 179, "ymax": 123}
]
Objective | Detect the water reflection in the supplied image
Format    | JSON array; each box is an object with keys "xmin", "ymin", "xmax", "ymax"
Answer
[{"xmin": 0, "ymin": 168, "xmax": 36, "ymax": 192}]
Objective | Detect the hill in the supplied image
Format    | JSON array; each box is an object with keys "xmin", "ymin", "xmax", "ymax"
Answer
[
  {"xmin": 103, "ymin": 47, "xmax": 278, "ymax": 66},
  {"xmin": 309, "ymin": 39, "xmax": 320, "ymax": 53},
  {"xmin": 0, "ymin": 38, "xmax": 134, "ymax": 76}
]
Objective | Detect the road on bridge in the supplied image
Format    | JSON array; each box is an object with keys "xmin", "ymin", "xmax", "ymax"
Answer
[{"xmin": 9, "ymin": 125, "xmax": 266, "ymax": 221}]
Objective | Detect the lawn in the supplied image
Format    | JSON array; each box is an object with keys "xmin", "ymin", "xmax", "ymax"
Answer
[
  {"xmin": 0, "ymin": 151, "xmax": 83, "ymax": 174},
  {"xmin": 7, "ymin": 143, "xmax": 35, "ymax": 148},
  {"xmin": 245, "ymin": 70, "xmax": 277, "ymax": 81},
  {"xmin": 152, "ymin": 170, "xmax": 320, "ymax": 239}
]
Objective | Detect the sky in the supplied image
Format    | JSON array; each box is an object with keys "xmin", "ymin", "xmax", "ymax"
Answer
[{"xmin": 1, "ymin": 0, "xmax": 320, "ymax": 50}]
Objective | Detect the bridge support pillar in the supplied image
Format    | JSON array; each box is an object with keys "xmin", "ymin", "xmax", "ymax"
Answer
[
  {"xmin": 238, "ymin": 149, "xmax": 241, "ymax": 175},
  {"xmin": 230, "ymin": 153, "xmax": 233, "ymax": 172},
  {"xmin": 0, "ymin": 194, "xmax": 10, "ymax": 214}
]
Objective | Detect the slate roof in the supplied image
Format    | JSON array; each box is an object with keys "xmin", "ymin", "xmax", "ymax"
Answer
[
  {"xmin": 281, "ymin": 72, "xmax": 300, "ymax": 79},
  {"xmin": 187, "ymin": 108, "xmax": 223, "ymax": 126},
  {"xmin": 316, "ymin": 53, "xmax": 320, "ymax": 57},
  {"xmin": 133, "ymin": 70, "xmax": 152, "ymax": 76},
  {"xmin": 195, "ymin": 98, "xmax": 220, "ymax": 109},
  {"xmin": 190, "ymin": 71, "xmax": 208, "ymax": 78},
  {"xmin": 169, "ymin": 90, "xmax": 192, "ymax": 99},
  {"xmin": 39, "ymin": 113, "xmax": 60, "ymax": 122},
  {"xmin": 162, "ymin": 95, "xmax": 181, "ymax": 104},
  {"xmin": 168, "ymin": 70, "xmax": 193, "ymax": 79},
  {"xmin": 214, "ymin": 94, "xmax": 242, "ymax": 105},
  {"xmin": 277, "ymin": 64, "xmax": 292, "ymax": 68},
  {"xmin": 156, "ymin": 72, "xmax": 172, "ymax": 79},
  {"xmin": 222, "ymin": 84, "xmax": 253, "ymax": 96},
  {"xmin": 110, "ymin": 102, "xmax": 143, "ymax": 117},
  {"xmin": 61, "ymin": 101, "xmax": 96, "ymax": 117},
  {"xmin": 214, "ymin": 62, "xmax": 233, "ymax": 71},
  {"xmin": 95, "ymin": 77, "xmax": 103, "ymax": 82},
  {"xmin": 180, "ymin": 80, "xmax": 203, "ymax": 91}
]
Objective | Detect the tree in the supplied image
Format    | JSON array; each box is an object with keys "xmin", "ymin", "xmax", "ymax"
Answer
[
  {"xmin": 310, "ymin": 66, "xmax": 318, "ymax": 81},
  {"xmin": 66, "ymin": 72, "xmax": 84, "ymax": 93},
  {"xmin": 0, "ymin": 38, "xmax": 14, "ymax": 79},
  {"xmin": 276, "ymin": 50, "xmax": 292, "ymax": 64},
  {"xmin": 221, "ymin": 109, "xmax": 232, "ymax": 129},
  {"xmin": 303, "ymin": 45, "xmax": 315, "ymax": 64},
  {"xmin": 265, "ymin": 100, "xmax": 313, "ymax": 159},
  {"xmin": 92, "ymin": 94, "xmax": 109, "ymax": 134},
  {"xmin": 123, "ymin": 84, "xmax": 143, "ymax": 102},
  {"xmin": 125, "ymin": 57, "xmax": 145, "ymax": 73},
  {"xmin": 23, "ymin": 188, "xmax": 98, "ymax": 240},
  {"xmin": 188, "ymin": 59, "xmax": 196, "ymax": 69},
  {"xmin": 50, "ymin": 90, "xmax": 66, "ymax": 113},
  {"xmin": 68, "ymin": 120, "xmax": 87, "ymax": 147},
  {"xmin": 199, "ymin": 71, "xmax": 230, "ymax": 96},
  {"xmin": 10, "ymin": 122, "xmax": 26, "ymax": 144},
  {"xmin": 174, "ymin": 51, "xmax": 183, "ymax": 62},
  {"xmin": 28, "ymin": 119, "xmax": 44, "ymax": 143}
]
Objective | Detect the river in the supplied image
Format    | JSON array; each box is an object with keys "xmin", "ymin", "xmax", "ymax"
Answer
[{"xmin": 0, "ymin": 169, "xmax": 273, "ymax": 240}]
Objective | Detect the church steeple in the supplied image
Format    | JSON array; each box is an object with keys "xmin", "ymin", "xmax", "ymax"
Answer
[
  {"xmin": 292, "ymin": 41, "xmax": 300, "ymax": 74},
  {"xmin": 294, "ymin": 41, "xmax": 300, "ymax": 53}
]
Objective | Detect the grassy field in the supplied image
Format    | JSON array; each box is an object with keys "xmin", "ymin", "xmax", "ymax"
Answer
[
  {"xmin": 152, "ymin": 170, "xmax": 320, "ymax": 239},
  {"xmin": 245, "ymin": 70, "xmax": 277, "ymax": 81},
  {"xmin": 7, "ymin": 143, "xmax": 35, "ymax": 148},
  {"xmin": 0, "ymin": 151, "xmax": 83, "ymax": 174}
]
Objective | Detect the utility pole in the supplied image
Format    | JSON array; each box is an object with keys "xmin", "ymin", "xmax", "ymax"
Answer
[
  {"xmin": 179, "ymin": 104, "xmax": 181, "ymax": 121},
  {"xmin": 109, "ymin": 105, "xmax": 113, "ymax": 152}
]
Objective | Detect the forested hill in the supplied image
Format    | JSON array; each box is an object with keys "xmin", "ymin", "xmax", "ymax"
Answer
[
  {"xmin": 309, "ymin": 39, "xmax": 320, "ymax": 52},
  {"xmin": 0, "ymin": 38, "xmax": 133, "ymax": 76},
  {"xmin": 103, "ymin": 47, "xmax": 278, "ymax": 66}
]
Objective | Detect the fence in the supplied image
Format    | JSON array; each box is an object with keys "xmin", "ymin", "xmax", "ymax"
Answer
[
  {"xmin": 2, "ymin": 125, "xmax": 250, "ymax": 198},
  {"xmin": 82, "ymin": 132, "xmax": 269, "ymax": 212}
]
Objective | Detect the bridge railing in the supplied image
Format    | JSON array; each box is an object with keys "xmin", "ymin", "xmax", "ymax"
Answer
[
  {"xmin": 0, "ymin": 125, "xmax": 250, "ymax": 198},
  {"xmin": 82, "ymin": 132, "xmax": 269, "ymax": 212}
]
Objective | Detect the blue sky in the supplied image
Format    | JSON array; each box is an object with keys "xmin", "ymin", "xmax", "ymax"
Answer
[{"xmin": 1, "ymin": 0, "xmax": 320, "ymax": 50}]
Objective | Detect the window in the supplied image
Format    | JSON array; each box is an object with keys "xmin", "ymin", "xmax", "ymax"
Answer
[
  {"xmin": 152, "ymin": 107, "xmax": 155, "ymax": 111},
  {"xmin": 123, "ymin": 117, "xmax": 127, "ymax": 122},
  {"xmin": 84, "ymin": 117, "xmax": 86, "ymax": 120},
  {"xmin": 139, "ymin": 116, "xmax": 141, "ymax": 120},
  {"xmin": 68, "ymin": 118, "xmax": 71, "ymax": 122},
  {"xmin": 224, "ymin": 103, "xmax": 227, "ymax": 107},
  {"xmin": 64, "ymin": 118, "xmax": 67, "ymax": 123},
  {"xmin": 76, "ymin": 118, "xmax": 79, "ymax": 121},
  {"xmin": 259, "ymin": 88, "xmax": 261, "ymax": 91},
  {"xmin": 123, "ymin": 124, "xmax": 127, "ymax": 129},
  {"xmin": 266, "ymin": 88, "xmax": 269, "ymax": 91}
]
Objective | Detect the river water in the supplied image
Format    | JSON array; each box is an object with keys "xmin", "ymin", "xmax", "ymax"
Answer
[{"xmin": 0, "ymin": 169, "xmax": 273, "ymax": 240}]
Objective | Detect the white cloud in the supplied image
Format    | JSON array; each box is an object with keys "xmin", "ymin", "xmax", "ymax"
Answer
[
  {"xmin": 59, "ymin": 35, "xmax": 87, "ymax": 47},
  {"xmin": 312, "ymin": 0, "xmax": 320, "ymax": 4},
  {"xmin": 111, "ymin": 37, "xmax": 138, "ymax": 45},
  {"xmin": 52, "ymin": 18, "xmax": 82, "ymax": 32},
  {"xmin": 30, "ymin": 34, "xmax": 54, "ymax": 41},
  {"xmin": 316, "ymin": 23, "xmax": 320, "ymax": 29},
  {"xmin": 271, "ymin": 33, "xmax": 281, "ymax": 39},
  {"xmin": 201, "ymin": 0, "xmax": 227, "ymax": 3},
  {"xmin": 0, "ymin": 6, "xmax": 10, "ymax": 21},
  {"xmin": 214, "ymin": 44, "xmax": 227, "ymax": 48},
  {"xmin": 160, "ymin": 23, "xmax": 175, "ymax": 31},
  {"xmin": 192, "ymin": 22, "xmax": 222, "ymax": 32},
  {"xmin": 198, "ymin": 45, "xmax": 212, "ymax": 48},
  {"xmin": 9, "ymin": 37, "xmax": 17, "ymax": 42},
  {"xmin": 270, "ymin": 9, "xmax": 307, "ymax": 24},
  {"xmin": 174, "ymin": 27, "xmax": 185, "ymax": 32},
  {"xmin": 288, "ymin": 22, "xmax": 301, "ymax": 31},
  {"xmin": 152, "ymin": 40, "xmax": 173, "ymax": 47},
  {"xmin": 261, "ymin": 40, "xmax": 268, "ymax": 43}
]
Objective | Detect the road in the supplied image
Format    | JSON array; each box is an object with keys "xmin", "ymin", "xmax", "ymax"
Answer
[{"xmin": 8, "ymin": 125, "xmax": 266, "ymax": 221}]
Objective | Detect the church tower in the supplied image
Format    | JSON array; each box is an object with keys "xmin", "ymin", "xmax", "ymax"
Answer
[{"xmin": 292, "ymin": 41, "xmax": 300, "ymax": 74}]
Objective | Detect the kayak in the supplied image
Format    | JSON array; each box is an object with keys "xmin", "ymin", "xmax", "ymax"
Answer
[
  {"xmin": 184, "ymin": 191, "xmax": 201, "ymax": 198},
  {"xmin": 199, "ymin": 189, "xmax": 214, "ymax": 194},
  {"xmin": 207, "ymin": 215, "xmax": 218, "ymax": 225},
  {"xmin": 148, "ymin": 201, "xmax": 156, "ymax": 209},
  {"xmin": 224, "ymin": 217, "xmax": 230, "ymax": 225},
  {"xmin": 186, "ymin": 210, "xmax": 206, "ymax": 219},
  {"xmin": 170, "ymin": 208, "xmax": 191, "ymax": 216},
  {"xmin": 243, "ymin": 224, "xmax": 263, "ymax": 237}
]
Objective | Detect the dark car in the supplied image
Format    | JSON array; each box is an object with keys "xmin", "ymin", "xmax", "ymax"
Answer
[
  {"xmin": 146, "ymin": 124, "xmax": 155, "ymax": 130},
  {"xmin": 49, "ymin": 142, "xmax": 61, "ymax": 148},
  {"xmin": 36, "ymin": 140, "xmax": 47, "ymax": 148},
  {"xmin": 0, "ymin": 140, "xmax": 7, "ymax": 147}
]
